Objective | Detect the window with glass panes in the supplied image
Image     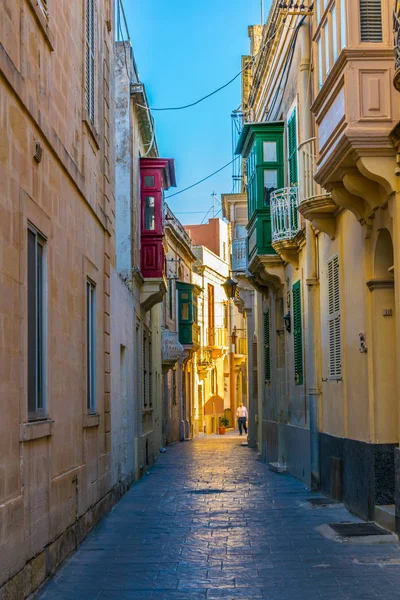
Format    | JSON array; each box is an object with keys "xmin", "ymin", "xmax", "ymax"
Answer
[
  {"xmin": 314, "ymin": 0, "xmax": 347, "ymax": 90},
  {"xmin": 28, "ymin": 226, "xmax": 46, "ymax": 419}
]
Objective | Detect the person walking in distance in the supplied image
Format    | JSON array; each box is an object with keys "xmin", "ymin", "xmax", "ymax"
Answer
[{"xmin": 236, "ymin": 402, "xmax": 248, "ymax": 436}]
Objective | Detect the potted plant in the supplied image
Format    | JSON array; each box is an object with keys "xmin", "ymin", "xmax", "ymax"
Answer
[{"xmin": 219, "ymin": 414, "xmax": 229, "ymax": 435}]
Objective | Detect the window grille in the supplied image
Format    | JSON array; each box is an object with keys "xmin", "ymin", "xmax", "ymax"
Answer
[
  {"xmin": 85, "ymin": 0, "xmax": 96, "ymax": 123},
  {"xmin": 292, "ymin": 281, "xmax": 303, "ymax": 385},
  {"xmin": 28, "ymin": 226, "xmax": 46, "ymax": 419},
  {"xmin": 328, "ymin": 255, "xmax": 341, "ymax": 379},
  {"xmin": 263, "ymin": 310, "xmax": 271, "ymax": 382},
  {"xmin": 360, "ymin": 0, "xmax": 383, "ymax": 42},
  {"xmin": 86, "ymin": 279, "xmax": 97, "ymax": 411}
]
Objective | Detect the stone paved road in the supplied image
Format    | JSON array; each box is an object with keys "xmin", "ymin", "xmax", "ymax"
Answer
[{"xmin": 37, "ymin": 435, "xmax": 400, "ymax": 600}]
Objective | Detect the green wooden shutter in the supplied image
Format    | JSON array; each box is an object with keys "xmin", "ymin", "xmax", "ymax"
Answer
[
  {"xmin": 328, "ymin": 255, "xmax": 341, "ymax": 378},
  {"xmin": 292, "ymin": 281, "xmax": 303, "ymax": 385},
  {"xmin": 288, "ymin": 109, "xmax": 298, "ymax": 187},
  {"xmin": 263, "ymin": 310, "xmax": 271, "ymax": 382}
]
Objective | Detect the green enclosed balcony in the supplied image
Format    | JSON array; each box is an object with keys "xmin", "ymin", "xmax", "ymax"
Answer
[
  {"xmin": 235, "ymin": 122, "xmax": 284, "ymax": 262},
  {"xmin": 176, "ymin": 282, "xmax": 201, "ymax": 349}
]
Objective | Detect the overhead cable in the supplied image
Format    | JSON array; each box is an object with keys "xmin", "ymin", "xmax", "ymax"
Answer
[
  {"xmin": 165, "ymin": 157, "xmax": 240, "ymax": 199},
  {"xmin": 136, "ymin": 23, "xmax": 287, "ymax": 113}
]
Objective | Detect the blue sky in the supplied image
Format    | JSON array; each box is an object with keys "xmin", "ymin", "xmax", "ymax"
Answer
[{"xmin": 122, "ymin": 0, "xmax": 267, "ymax": 224}]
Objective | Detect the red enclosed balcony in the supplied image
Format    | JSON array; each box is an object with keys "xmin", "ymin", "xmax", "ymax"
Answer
[{"xmin": 140, "ymin": 157, "xmax": 176, "ymax": 310}]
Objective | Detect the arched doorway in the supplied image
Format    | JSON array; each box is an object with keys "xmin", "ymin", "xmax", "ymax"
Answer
[{"xmin": 370, "ymin": 228, "xmax": 397, "ymax": 442}]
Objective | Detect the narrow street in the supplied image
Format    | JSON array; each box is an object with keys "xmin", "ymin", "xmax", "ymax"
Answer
[{"xmin": 37, "ymin": 436, "xmax": 400, "ymax": 600}]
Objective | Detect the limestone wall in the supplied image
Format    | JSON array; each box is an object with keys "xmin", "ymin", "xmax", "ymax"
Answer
[{"xmin": 0, "ymin": 0, "xmax": 116, "ymax": 595}]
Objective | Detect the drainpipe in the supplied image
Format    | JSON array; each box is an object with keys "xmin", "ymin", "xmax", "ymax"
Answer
[
  {"xmin": 299, "ymin": 16, "xmax": 321, "ymax": 489},
  {"xmin": 306, "ymin": 224, "xmax": 321, "ymax": 490}
]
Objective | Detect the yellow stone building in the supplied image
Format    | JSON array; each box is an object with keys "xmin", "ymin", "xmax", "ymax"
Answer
[
  {"xmin": 230, "ymin": 0, "xmax": 400, "ymax": 525},
  {"xmin": 0, "ymin": 0, "xmax": 117, "ymax": 595}
]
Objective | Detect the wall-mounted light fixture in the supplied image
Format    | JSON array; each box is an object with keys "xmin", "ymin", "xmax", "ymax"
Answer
[
  {"xmin": 222, "ymin": 276, "xmax": 238, "ymax": 300},
  {"xmin": 284, "ymin": 312, "xmax": 291, "ymax": 333}
]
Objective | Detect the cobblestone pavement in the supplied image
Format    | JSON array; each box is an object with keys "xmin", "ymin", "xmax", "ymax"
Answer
[{"xmin": 37, "ymin": 434, "xmax": 400, "ymax": 600}]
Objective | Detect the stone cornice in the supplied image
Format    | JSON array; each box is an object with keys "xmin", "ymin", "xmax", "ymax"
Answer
[{"xmin": 366, "ymin": 278, "xmax": 394, "ymax": 291}]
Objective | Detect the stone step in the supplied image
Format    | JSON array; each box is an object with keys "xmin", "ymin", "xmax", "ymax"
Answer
[
  {"xmin": 269, "ymin": 462, "xmax": 287, "ymax": 473},
  {"xmin": 375, "ymin": 504, "xmax": 396, "ymax": 533}
]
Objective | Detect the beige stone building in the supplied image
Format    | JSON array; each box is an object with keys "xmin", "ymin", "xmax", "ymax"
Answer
[
  {"xmin": 162, "ymin": 204, "xmax": 199, "ymax": 444},
  {"xmin": 185, "ymin": 218, "xmax": 248, "ymax": 434},
  {"xmin": 0, "ymin": 0, "xmax": 117, "ymax": 596},
  {"xmin": 230, "ymin": 0, "xmax": 400, "ymax": 524}
]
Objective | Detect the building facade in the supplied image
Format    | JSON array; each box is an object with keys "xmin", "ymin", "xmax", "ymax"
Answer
[
  {"xmin": 162, "ymin": 204, "xmax": 199, "ymax": 444},
  {"xmin": 185, "ymin": 218, "xmax": 248, "ymax": 435},
  {"xmin": 115, "ymin": 40, "xmax": 178, "ymax": 475},
  {"xmin": 0, "ymin": 0, "xmax": 117, "ymax": 596},
  {"xmin": 230, "ymin": 0, "xmax": 400, "ymax": 524}
]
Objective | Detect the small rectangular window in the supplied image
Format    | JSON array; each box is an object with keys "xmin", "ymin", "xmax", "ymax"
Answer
[
  {"xmin": 318, "ymin": 37, "xmax": 324, "ymax": 88},
  {"xmin": 85, "ymin": 0, "xmax": 96, "ymax": 124},
  {"xmin": 324, "ymin": 21, "xmax": 330, "ymax": 76},
  {"xmin": 144, "ymin": 175, "xmax": 155, "ymax": 187},
  {"xmin": 340, "ymin": 1, "xmax": 347, "ymax": 48},
  {"xmin": 332, "ymin": 5, "xmax": 338, "ymax": 62},
  {"xmin": 181, "ymin": 302, "xmax": 189, "ymax": 321},
  {"xmin": 28, "ymin": 226, "xmax": 46, "ymax": 419},
  {"xmin": 264, "ymin": 169, "xmax": 278, "ymax": 205},
  {"xmin": 145, "ymin": 196, "xmax": 155, "ymax": 230},
  {"xmin": 263, "ymin": 141, "xmax": 277, "ymax": 162},
  {"xmin": 87, "ymin": 279, "xmax": 96, "ymax": 411},
  {"xmin": 360, "ymin": 0, "xmax": 382, "ymax": 42}
]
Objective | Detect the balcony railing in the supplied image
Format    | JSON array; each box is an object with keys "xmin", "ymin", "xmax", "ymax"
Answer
[
  {"xmin": 232, "ymin": 238, "xmax": 248, "ymax": 272},
  {"xmin": 270, "ymin": 187, "xmax": 300, "ymax": 243},
  {"xmin": 207, "ymin": 327, "xmax": 228, "ymax": 348},
  {"xmin": 298, "ymin": 138, "xmax": 326, "ymax": 203},
  {"xmin": 197, "ymin": 348, "xmax": 213, "ymax": 368},
  {"xmin": 234, "ymin": 337, "xmax": 247, "ymax": 356}
]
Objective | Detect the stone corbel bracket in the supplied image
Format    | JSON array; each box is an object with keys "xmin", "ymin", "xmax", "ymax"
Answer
[
  {"xmin": 272, "ymin": 230, "xmax": 305, "ymax": 268},
  {"xmin": 298, "ymin": 193, "xmax": 337, "ymax": 240},
  {"xmin": 247, "ymin": 254, "xmax": 285, "ymax": 295},
  {"xmin": 330, "ymin": 183, "xmax": 373, "ymax": 239}
]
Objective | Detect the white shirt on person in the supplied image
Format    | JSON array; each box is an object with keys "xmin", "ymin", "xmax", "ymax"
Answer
[{"xmin": 236, "ymin": 406, "xmax": 248, "ymax": 418}]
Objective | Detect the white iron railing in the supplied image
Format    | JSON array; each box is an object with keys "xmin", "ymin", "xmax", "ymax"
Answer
[
  {"xmin": 270, "ymin": 187, "xmax": 299, "ymax": 243},
  {"xmin": 232, "ymin": 238, "xmax": 248, "ymax": 272}
]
